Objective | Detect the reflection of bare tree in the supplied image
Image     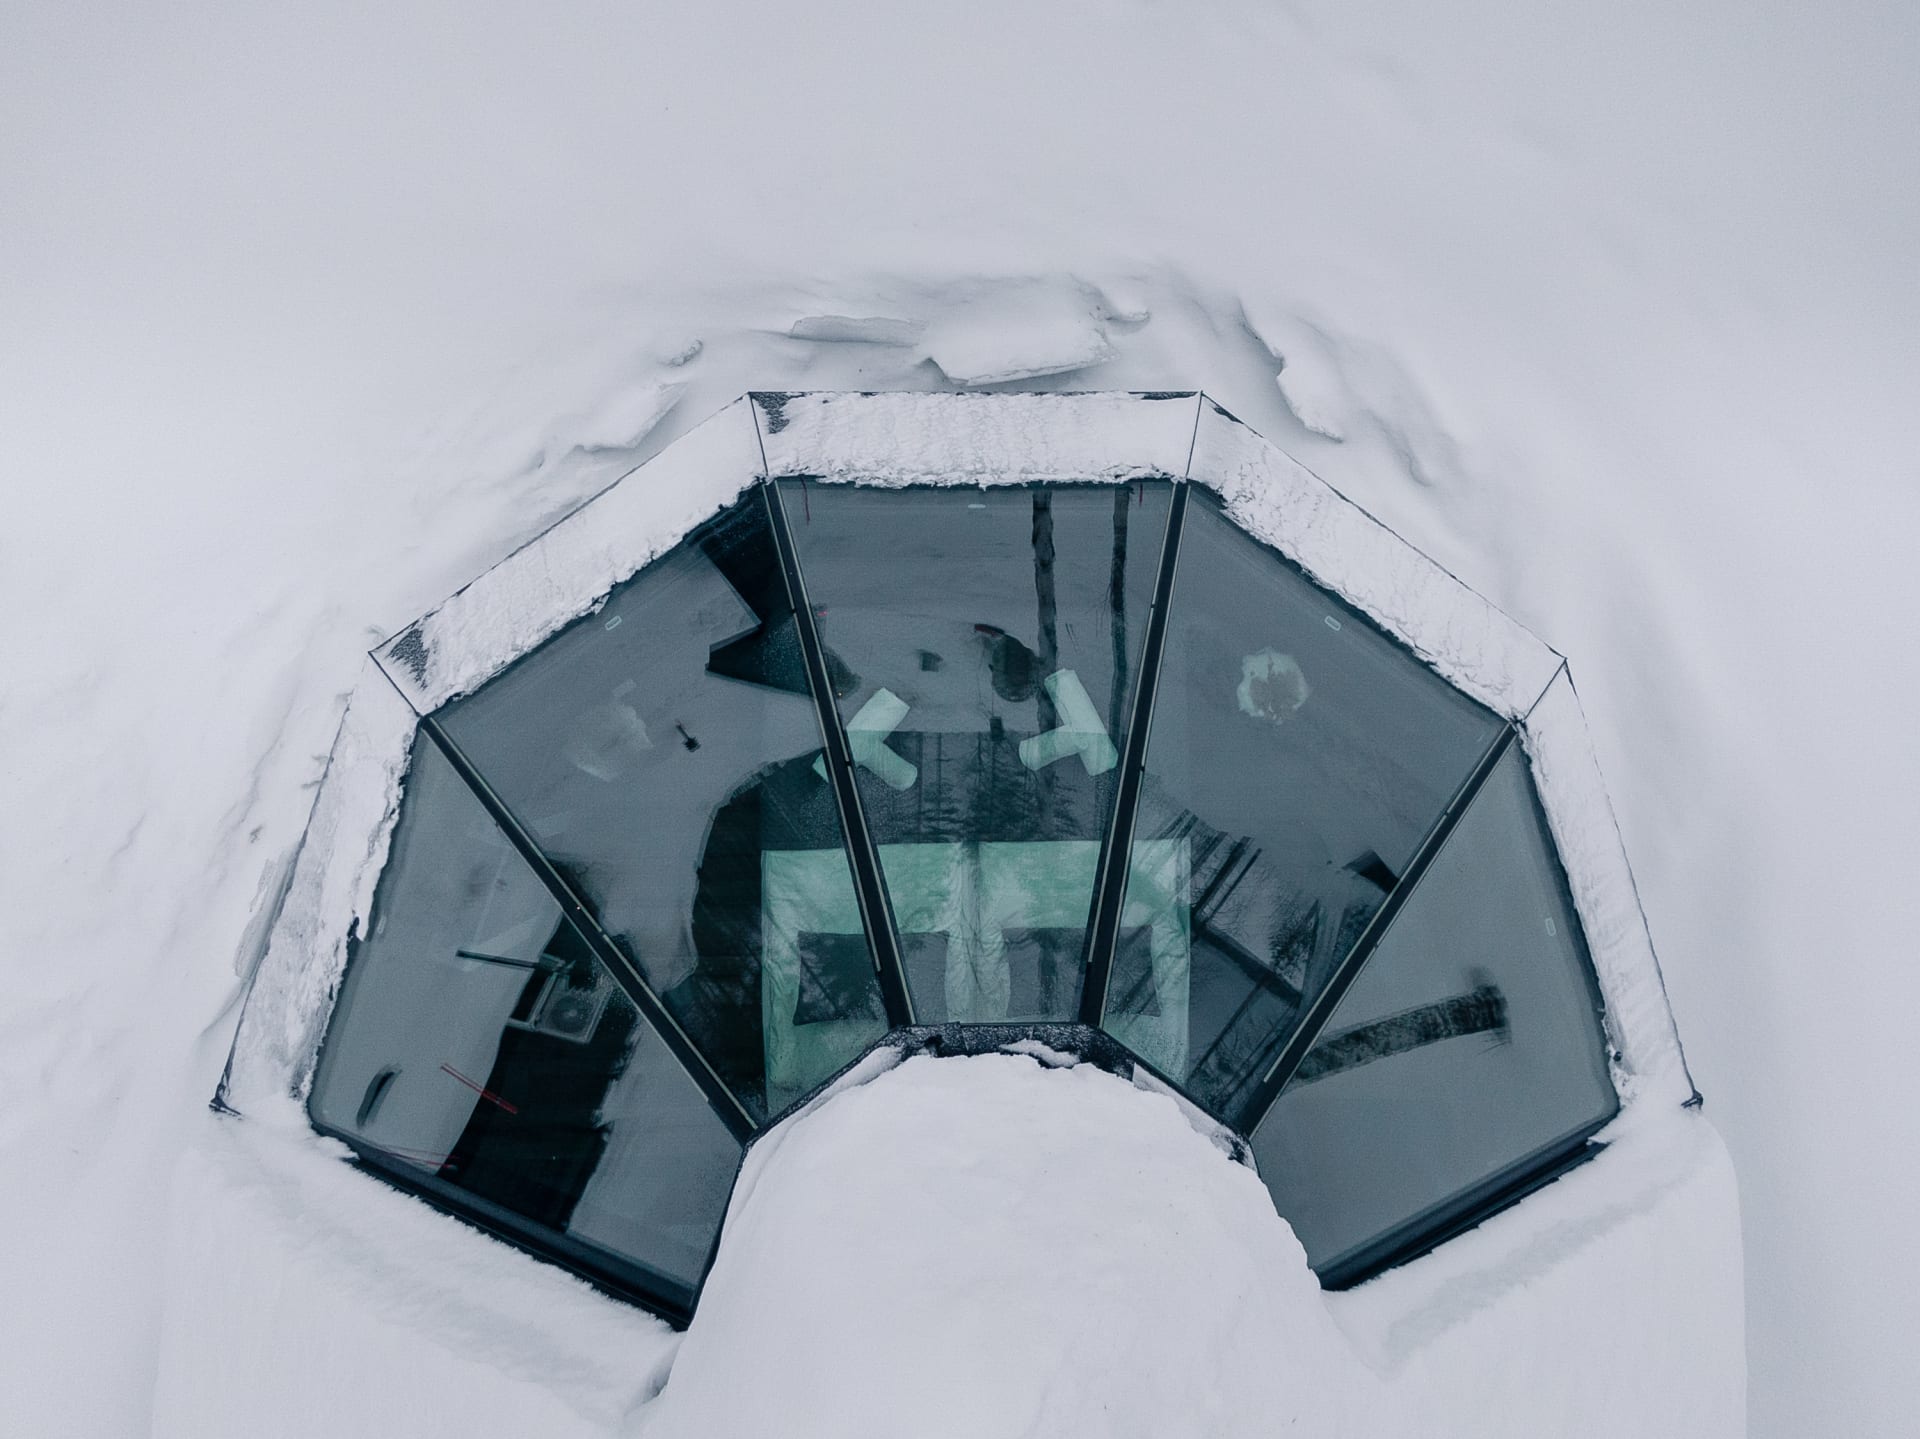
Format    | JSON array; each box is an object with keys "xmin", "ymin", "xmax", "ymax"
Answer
[
  {"xmin": 1291, "ymin": 976, "xmax": 1509, "ymax": 1088},
  {"xmin": 1032, "ymin": 490, "xmax": 1057, "ymax": 732},
  {"xmin": 1109, "ymin": 486, "xmax": 1131, "ymax": 743},
  {"xmin": 1184, "ymin": 866, "xmax": 1376, "ymax": 1108}
]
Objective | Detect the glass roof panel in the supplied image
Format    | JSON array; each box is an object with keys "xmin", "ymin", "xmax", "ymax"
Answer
[
  {"xmin": 281, "ymin": 406, "xmax": 1643, "ymax": 1324},
  {"xmin": 308, "ymin": 737, "xmax": 742, "ymax": 1304},
  {"xmin": 776, "ymin": 479, "xmax": 1174, "ymax": 1025},
  {"xmin": 434, "ymin": 493, "xmax": 886, "ymax": 1122},
  {"xmin": 1249, "ymin": 741, "xmax": 1618, "ymax": 1279},
  {"xmin": 1105, "ymin": 491, "xmax": 1504, "ymax": 1114}
]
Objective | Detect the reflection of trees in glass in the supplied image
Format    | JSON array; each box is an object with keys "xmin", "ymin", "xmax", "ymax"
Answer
[
  {"xmin": 1291, "ymin": 975, "xmax": 1509, "ymax": 1087},
  {"xmin": 1140, "ymin": 802, "xmax": 1384, "ymax": 1111}
]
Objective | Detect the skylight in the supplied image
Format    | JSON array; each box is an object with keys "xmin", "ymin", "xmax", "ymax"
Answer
[{"xmin": 223, "ymin": 392, "xmax": 1672, "ymax": 1326}]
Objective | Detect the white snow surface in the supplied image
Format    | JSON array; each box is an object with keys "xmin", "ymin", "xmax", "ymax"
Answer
[
  {"xmin": 5, "ymin": 1, "xmax": 1917, "ymax": 1434},
  {"xmin": 645, "ymin": 1054, "xmax": 1738, "ymax": 1439},
  {"xmin": 152, "ymin": 1110, "xmax": 680, "ymax": 1438},
  {"xmin": 757, "ymin": 389, "xmax": 1196, "ymax": 485}
]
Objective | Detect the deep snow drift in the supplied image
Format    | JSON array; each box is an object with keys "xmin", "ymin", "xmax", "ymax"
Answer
[
  {"xmin": 645, "ymin": 1053, "xmax": 1735, "ymax": 1438},
  {"xmin": 646, "ymin": 1054, "xmax": 1385, "ymax": 1437},
  {"xmin": 155, "ymin": 1046, "xmax": 1737, "ymax": 1437}
]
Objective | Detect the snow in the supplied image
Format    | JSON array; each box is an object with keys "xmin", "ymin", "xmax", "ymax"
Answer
[
  {"xmin": 233, "ymin": 393, "xmax": 1679, "ymax": 1132},
  {"xmin": 756, "ymin": 389, "xmax": 1196, "ymax": 485},
  {"xmin": 371, "ymin": 399, "xmax": 765, "ymax": 712},
  {"xmin": 153, "ymin": 1109, "xmax": 679, "ymax": 1438},
  {"xmin": 1523, "ymin": 670, "xmax": 1692, "ymax": 1102},
  {"xmin": 5, "ymin": 1, "xmax": 1916, "ymax": 1434},
  {"xmin": 644, "ymin": 1053, "xmax": 1740, "ymax": 1438},
  {"xmin": 1192, "ymin": 401, "xmax": 1566, "ymax": 722},
  {"xmin": 916, "ymin": 279, "xmax": 1117, "ymax": 385},
  {"xmin": 217, "ymin": 661, "xmax": 412, "ymax": 1112}
]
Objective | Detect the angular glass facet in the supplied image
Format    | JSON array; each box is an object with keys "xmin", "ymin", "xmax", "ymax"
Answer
[
  {"xmin": 1249, "ymin": 743, "xmax": 1619, "ymax": 1279},
  {"xmin": 308, "ymin": 738, "xmax": 742, "ymax": 1301},
  {"xmin": 1106, "ymin": 492, "xmax": 1504, "ymax": 1114},
  {"xmin": 777, "ymin": 479, "xmax": 1174, "ymax": 1024},
  {"xmin": 434, "ymin": 494, "xmax": 888, "ymax": 1120}
]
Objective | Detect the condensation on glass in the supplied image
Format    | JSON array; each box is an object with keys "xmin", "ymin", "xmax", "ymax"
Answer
[
  {"xmin": 777, "ymin": 479, "xmax": 1173, "ymax": 1028},
  {"xmin": 1249, "ymin": 742, "xmax": 1619, "ymax": 1280},
  {"xmin": 433, "ymin": 497, "xmax": 888, "ymax": 1120},
  {"xmin": 307, "ymin": 739, "xmax": 742, "ymax": 1306},
  {"xmin": 1105, "ymin": 493, "xmax": 1504, "ymax": 1112}
]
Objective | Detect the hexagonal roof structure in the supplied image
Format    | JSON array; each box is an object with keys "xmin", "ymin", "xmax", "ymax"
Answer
[{"xmin": 217, "ymin": 391, "xmax": 1694, "ymax": 1325}]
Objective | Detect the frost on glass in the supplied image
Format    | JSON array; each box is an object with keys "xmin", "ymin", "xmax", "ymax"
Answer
[
  {"xmin": 434, "ymin": 493, "xmax": 887, "ymax": 1121},
  {"xmin": 308, "ymin": 739, "xmax": 742, "ymax": 1301},
  {"xmin": 1250, "ymin": 743, "xmax": 1618, "ymax": 1279},
  {"xmin": 1107, "ymin": 492, "xmax": 1504, "ymax": 1114},
  {"xmin": 776, "ymin": 479, "xmax": 1173, "ymax": 1025}
]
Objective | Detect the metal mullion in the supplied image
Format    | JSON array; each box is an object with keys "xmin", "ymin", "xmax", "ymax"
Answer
[
  {"xmin": 1315, "ymin": 1127, "xmax": 1606, "ymax": 1290},
  {"xmin": 1522, "ymin": 655, "xmax": 1569, "ymax": 724},
  {"xmin": 1232, "ymin": 722, "xmax": 1518, "ymax": 1136},
  {"xmin": 1079, "ymin": 480, "xmax": 1191, "ymax": 1027},
  {"xmin": 758, "ymin": 478, "xmax": 916, "ymax": 1026},
  {"xmin": 419, "ymin": 717, "xmax": 758, "ymax": 1142}
]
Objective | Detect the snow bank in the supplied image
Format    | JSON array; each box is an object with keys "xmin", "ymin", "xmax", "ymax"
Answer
[
  {"xmin": 152, "ymin": 1112, "xmax": 678, "ymax": 1438},
  {"xmin": 916, "ymin": 280, "xmax": 1116, "ymax": 385},
  {"xmin": 641, "ymin": 1053, "xmax": 1739, "ymax": 1438}
]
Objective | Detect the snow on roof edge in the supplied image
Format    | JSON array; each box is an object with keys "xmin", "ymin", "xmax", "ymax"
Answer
[
  {"xmin": 1191, "ymin": 399, "xmax": 1563, "ymax": 721},
  {"xmin": 753, "ymin": 389, "xmax": 1200, "ymax": 483},
  {"xmin": 1524, "ymin": 670, "xmax": 1695, "ymax": 1106},
  {"xmin": 219, "ymin": 658, "xmax": 416, "ymax": 1116},
  {"xmin": 372, "ymin": 396, "xmax": 765, "ymax": 714}
]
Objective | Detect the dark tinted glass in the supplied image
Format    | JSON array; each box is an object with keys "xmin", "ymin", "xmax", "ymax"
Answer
[
  {"xmin": 1250, "ymin": 743, "xmax": 1618, "ymax": 1277},
  {"xmin": 1107, "ymin": 493, "xmax": 1502, "ymax": 1112},
  {"xmin": 777, "ymin": 479, "xmax": 1173, "ymax": 1024},
  {"xmin": 308, "ymin": 739, "xmax": 742, "ymax": 1297},
  {"xmin": 435, "ymin": 495, "xmax": 886, "ymax": 1120}
]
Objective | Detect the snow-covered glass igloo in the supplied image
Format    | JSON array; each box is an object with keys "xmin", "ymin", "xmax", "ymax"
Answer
[{"xmin": 218, "ymin": 392, "xmax": 1695, "ymax": 1325}]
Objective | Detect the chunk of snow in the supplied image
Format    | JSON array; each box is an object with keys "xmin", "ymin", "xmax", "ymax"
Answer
[
  {"xmin": 788, "ymin": 315, "xmax": 925, "ymax": 346},
  {"xmin": 1243, "ymin": 306, "xmax": 1356, "ymax": 442},
  {"xmin": 999, "ymin": 1037, "xmax": 1081, "ymax": 1067},
  {"xmin": 647, "ymin": 1055, "xmax": 1386, "ymax": 1437},
  {"xmin": 919, "ymin": 283, "xmax": 1115, "ymax": 385}
]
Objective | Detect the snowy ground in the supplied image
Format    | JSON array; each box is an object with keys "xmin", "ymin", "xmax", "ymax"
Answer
[
  {"xmin": 4, "ymin": 3, "xmax": 1916, "ymax": 1434},
  {"xmin": 647, "ymin": 1053, "xmax": 1737, "ymax": 1438}
]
